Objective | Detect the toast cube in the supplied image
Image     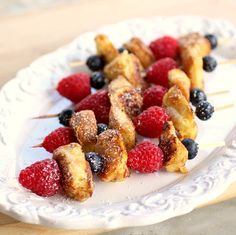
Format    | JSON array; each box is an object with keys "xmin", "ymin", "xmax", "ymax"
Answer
[
  {"xmin": 162, "ymin": 86, "xmax": 197, "ymax": 140},
  {"xmin": 95, "ymin": 34, "xmax": 119, "ymax": 63},
  {"xmin": 53, "ymin": 143, "xmax": 94, "ymax": 201},
  {"xmin": 159, "ymin": 121, "xmax": 188, "ymax": 173},
  {"xmin": 70, "ymin": 110, "xmax": 97, "ymax": 152},
  {"xmin": 95, "ymin": 129, "xmax": 130, "ymax": 182},
  {"xmin": 124, "ymin": 37, "xmax": 155, "ymax": 68},
  {"xmin": 168, "ymin": 68, "xmax": 191, "ymax": 101}
]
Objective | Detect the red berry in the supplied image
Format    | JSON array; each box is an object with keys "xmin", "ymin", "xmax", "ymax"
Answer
[
  {"xmin": 149, "ymin": 36, "xmax": 179, "ymax": 60},
  {"xmin": 146, "ymin": 57, "xmax": 177, "ymax": 87},
  {"xmin": 75, "ymin": 90, "xmax": 110, "ymax": 124},
  {"xmin": 143, "ymin": 85, "xmax": 167, "ymax": 109},
  {"xmin": 57, "ymin": 73, "xmax": 91, "ymax": 103},
  {"xmin": 134, "ymin": 106, "xmax": 169, "ymax": 138},
  {"xmin": 19, "ymin": 159, "xmax": 61, "ymax": 197},
  {"xmin": 41, "ymin": 127, "xmax": 76, "ymax": 153},
  {"xmin": 128, "ymin": 141, "xmax": 164, "ymax": 173}
]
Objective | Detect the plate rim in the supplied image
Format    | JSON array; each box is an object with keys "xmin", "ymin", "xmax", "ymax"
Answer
[{"xmin": 1, "ymin": 15, "xmax": 236, "ymax": 230}]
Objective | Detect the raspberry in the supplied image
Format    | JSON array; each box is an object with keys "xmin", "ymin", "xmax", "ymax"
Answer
[
  {"xmin": 57, "ymin": 73, "xmax": 91, "ymax": 103},
  {"xmin": 19, "ymin": 159, "xmax": 61, "ymax": 197},
  {"xmin": 75, "ymin": 90, "xmax": 110, "ymax": 124},
  {"xmin": 128, "ymin": 141, "xmax": 164, "ymax": 173},
  {"xmin": 143, "ymin": 85, "xmax": 168, "ymax": 109},
  {"xmin": 149, "ymin": 36, "xmax": 179, "ymax": 60},
  {"xmin": 146, "ymin": 57, "xmax": 177, "ymax": 87},
  {"xmin": 41, "ymin": 127, "xmax": 76, "ymax": 153},
  {"xmin": 134, "ymin": 106, "xmax": 169, "ymax": 138}
]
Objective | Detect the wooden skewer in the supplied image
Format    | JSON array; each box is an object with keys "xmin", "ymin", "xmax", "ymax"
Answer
[
  {"xmin": 69, "ymin": 60, "xmax": 85, "ymax": 67},
  {"xmin": 218, "ymin": 59, "xmax": 236, "ymax": 65},
  {"xmin": 207, "ymin": 90, "xmax": 229, "ymax": 96},
  {"xmin": 31, "ymin": 143, "xmax": 43, "ymax": 148},
  {"xmin": 199, "ymin": 140, "xmax": 225, "ymax": 149},
  {"xmin": 32, "ymin": 113, "xmax": 59, "ymax": 119},
  {"xmin": 218, "ymin": 37, "xmax": 236, "ymax": 45},
  {"xmin": 215, "ymin": 103, "xmax": 235, "ymax": 111}
]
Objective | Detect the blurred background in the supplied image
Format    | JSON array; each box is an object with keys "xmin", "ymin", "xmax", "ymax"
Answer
[{"xmin": 1, "ymin": 0, "xmax": 236, "ymax": 234}]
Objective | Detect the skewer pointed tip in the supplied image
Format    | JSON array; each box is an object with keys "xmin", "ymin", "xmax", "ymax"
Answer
[
  {"xmin": 31, "ymin": 143, "xmax": 43, "ymax": 148},
  {"xmin": 69, "ymin": 60, "xmax": 85, "ymax": 68},
  {"xmin": 31, "ymin": 113, "xmax": 59, "ymax": 119}
]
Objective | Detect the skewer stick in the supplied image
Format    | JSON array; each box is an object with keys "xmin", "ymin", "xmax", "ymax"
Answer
[
  {"xmin": 219, "ymin": 37, "xmax": 236, "ymax": 45},
  {"xmin": 218, "ymin": 59, "xmax": 236, "ymax": 65},
  {"xmin": 69, "ymin": 60, "xmax": 85, "ymax": 67},
  {"xmin": 207, "ymin": 90, "xmax": 229, "ymax": 96},
  {"xmin": 32, "ymin": 143, "xmax": 43, "ymax": 148},
  {"xmin": 199, "ymin": 140, "xmax": 225, "ymax": 149},
  {"xmin": 32, "ymin": 113, "xmax": 59, "ymax": 119},
  {"xmin": 215, "ymin": 103, "xmax": 234, "ymax": 111}
]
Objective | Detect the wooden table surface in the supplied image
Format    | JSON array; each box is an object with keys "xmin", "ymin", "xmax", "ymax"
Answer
[{"xmin": 1, "ymin": 0, "xmax": 236, "ymax": 234}]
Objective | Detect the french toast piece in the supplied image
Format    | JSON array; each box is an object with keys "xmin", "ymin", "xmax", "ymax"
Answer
[
  {"xmin": 124, "ymin": 37, "xmax": 155, "ymax": 68},
  {"xmin": 159, "ymin": 121, "xmax": 188, "ymax": 174},
  {"xmin": 108, "ymin": 77, "xmax": 138, "ymax": 150},
  {"xmin": 180, "ymin": 48, "xmax": 204, "ymax": 89},
  {"xmin": 104, "ymin": 51, "xmax": 147, "ymax": 90},
  {"xmin": 162, "ymin": 86, "xmax": 197, "ymax": 140},
  {"xmin": 95, "ymin": 129, "xmax": 130, "ymax": 182},
  {"xmin": 168, "ymin": 69, "xmax": 190, "ymax": 101},
  {"xmin": 53, "ymin": 143, "xmax": 94, "ymax": 201},
  {"xmin": 109, "ymin": 105, "xmax": 136, "ymax": 150},
  {"xmin": 179, "ymin": 32, "xmax": 211, "ymax": 90},
  {"xmin": 108, "ymin": 76, "xmax": 143, "ymax": 119},
  {"xmin": 70, "ymin": 110, "xmax": 97, "ymax": 152},
  {"xmin": 179, "ymin": 32, "xmax": 211, "ymax": 57},
  {"xmin": 95, "ymin": 34, "xmax": 119, "ymax": 63}
]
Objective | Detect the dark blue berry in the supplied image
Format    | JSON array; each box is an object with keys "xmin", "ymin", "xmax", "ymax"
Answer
[
  {"xmin": 182, "ymin": 138, "xmax": 199, "ymax": 160},
  {"xmin": 203, "ymin": 56, "xmax": 217, "ymax": 72},
  {"xmin": 86, "ymin": 55, "xmax": 105, "ymax": 71},
  {"xmin": 58, "ymin": 109, "xmax": 74, "ymax": 126},
  {"xmin": 118, "ymin": 47, "xmax": 126, "ymax": 53},
  {"xmin": 90, "ymin": 72, "xmax": 105, "ymax": 89},
  {"xmin": 97, "ymin": 123, "xmax": 108, "ymax": 135},
  {"xmin": 195, "ymin": 101, "xmax": 214, "ymax": 120},
  {"xmin": 205, "ymin": 34, "xmax": 218, "ymax": 49},
  {"xmin": 190, "ymin": 88, "xmax": 207, "ymax": 107},
  {"xmin": 85, "ymin": 152, "xmax": 105, "ymax": 174}
]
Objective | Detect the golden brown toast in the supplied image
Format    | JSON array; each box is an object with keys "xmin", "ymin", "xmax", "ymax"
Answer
[
  {"xmin": 108, "ymin": 76, "xmax": 143, "ymax": 119},
  {"xmin": 53, "ymin": 143, "xmax": 94, "ymax": 201},
  {"xmin": 104, "ymin": 51, "xmax": 147, "ymax": 90},
  {"xmin": 70, "ymin": 110, "xmax": 97, "ymax": 152},
  {"xmin": 95, "ymin": 129, "xmax": 130, "ymax": 182},
  {"xmin": 108, "ymin": 77, "xmax": 138, "ymax": 150},
  {"xmin": 180, "ymin": 48, "xmax": 204, "ymax": 89},
  {"xmin": 179, "ymin": 32, "xmax": 211, "ymax": 90},
  {"xmin": 179, "ymin": 32, "xmax": 211, "ymax": 57},
  {"xmin": 162, "ymin": 86, "xmax": 197, "ymax": 140},
  {"xmin": 168, "ymin": 69, "xmax": 191, "ymax": 101},
  {"xmin": 159, "ymin": 121, "xmax": 188, "ymax": 173},
  {"xmin": 124, "ymin": 37, "xmax": 155, "ymax": 68},
  {"xmin": 95, "ymin": 34, "xmax": 119, "ymax": 63}
]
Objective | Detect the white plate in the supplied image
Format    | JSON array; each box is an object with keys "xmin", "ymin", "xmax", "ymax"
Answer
[{"xmin": 1, "ymin": 16, "xmax": 236, "ymax": 230}]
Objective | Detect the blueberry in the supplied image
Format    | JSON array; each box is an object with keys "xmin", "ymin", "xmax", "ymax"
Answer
[
  {"xmin": 182, "ymin": 138, "xmax": 199, "ymax": 160},
  {"xmin": 85, "ymin": 152, "xmax": 105, "ymax": 174},
  {"xmin": 203, "ymin": 56, "xmax": 217, "ymax": 72},
  {"xmin": 118, "ymin": 47, "xmax": 127, "ymax": 53},
  {"xmin": 86, "ymin": 55, "xmax": 105, "ymax": 71},
  {"xmin": 90, "ymin": 72, "xmax": 105, "ymax": 89},
  {"xmin": 190, "ymin": 88, "xmax": 207, "ymax": 107},
  {"xmin": 205, "ymin": 34, "xmax": 218, "ymax": 49},
  {"xmin": 58, "ymin": 109, "xmax": 74, "ymax": 126},
  {"xmin": 97, "ymin": 123, "xmax": 108, "ymax": 135},
  {"xmin": 195, "ymin": 101, "xmax": 214, "ymax": 121}
]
